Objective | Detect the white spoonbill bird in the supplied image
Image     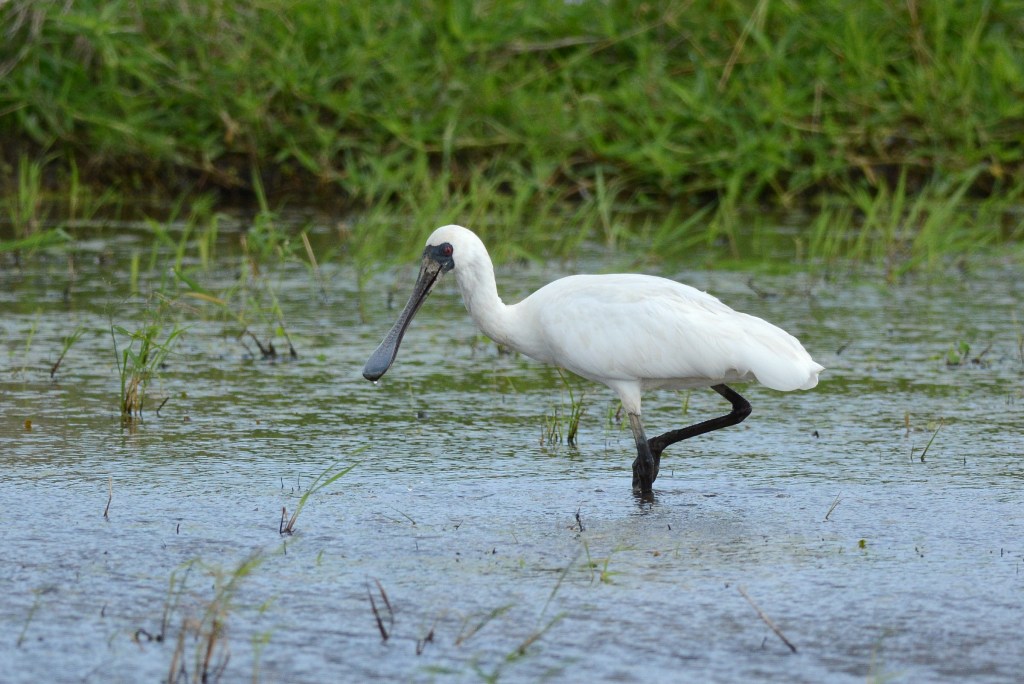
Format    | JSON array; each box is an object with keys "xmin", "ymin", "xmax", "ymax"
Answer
[{"xmin": 363, "ymin": 225, "xmax": 823, "ymax": 495}]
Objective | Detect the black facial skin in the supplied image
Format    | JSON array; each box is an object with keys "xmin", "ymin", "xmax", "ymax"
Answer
[{"xmin": 426, "ymin": 242, "xmax": 455, "ymax": 273}]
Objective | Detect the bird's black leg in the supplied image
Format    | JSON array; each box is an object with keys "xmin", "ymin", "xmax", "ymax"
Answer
[
  {"xmin": 643, "ymin": 384, "xmax": 752, "ymax": 484},
  {"xmin": 627, "ymin": 413, "xmax": 657, "ymax": 496}
]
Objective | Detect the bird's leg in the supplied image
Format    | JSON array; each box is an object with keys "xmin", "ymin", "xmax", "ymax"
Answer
[
  {"xmin": 628, "ymin": 413, "xmax": 657, "ymax": 495},
  {"xmin": 647, "ymin": 384, "xmax": 752, "ymax": 463}
]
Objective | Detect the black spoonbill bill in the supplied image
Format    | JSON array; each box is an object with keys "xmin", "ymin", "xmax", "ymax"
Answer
[{"xmin": 363, "ymin": 225, "xmax": 823, "ymax": 496}]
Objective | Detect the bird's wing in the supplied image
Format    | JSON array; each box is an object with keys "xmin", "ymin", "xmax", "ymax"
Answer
[{"xmin": 523, "ymin": 274, "xmax": 819, "ymax": 391}]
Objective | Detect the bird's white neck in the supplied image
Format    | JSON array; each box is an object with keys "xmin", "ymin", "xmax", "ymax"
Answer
[{"xmin": 453, "ymin": 256, "xmax": 514, "ymax": 348}]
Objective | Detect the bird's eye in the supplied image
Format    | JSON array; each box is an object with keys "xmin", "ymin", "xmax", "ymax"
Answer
[{"xmin": 441, "ymin": 243, "xmax": 453, "ymax": 257}]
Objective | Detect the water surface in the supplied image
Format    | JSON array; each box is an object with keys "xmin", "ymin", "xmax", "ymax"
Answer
[{"xmin": 1, "ymin": 225, "xmax": 1022, "ymax": 682}]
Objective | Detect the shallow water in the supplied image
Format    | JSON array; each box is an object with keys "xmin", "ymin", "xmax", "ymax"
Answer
[{"xmin": 1, "ymin": 225, "xmax": 1022, "ymax": 683}]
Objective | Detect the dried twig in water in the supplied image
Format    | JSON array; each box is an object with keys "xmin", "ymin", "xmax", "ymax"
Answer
[
  {"xmin": 389, "ymin": 507, "xmax": 417, "ymax": 526},
  {"xmin": 973, "ymin": 342, "xmax": 992, "ymax": 365},
  {"xmin": 416, "ymin": 619, "xmax": 438, "ymax": 655},
  {"xmin": 737, "ymin": 585, "xmax": 797, "ymax": 653},
  {"xmin": 16, "ymin": 592, "xmax": 42, "ymax": 648},
  {"xmin": 278, "ymin": 319, "xmax": 298, "ymax": 359},
  {"xmin": 279, "ymin": 506, "xmax": 297, "ymax": 535},
  {"xmin": 374, "ymin": 578, "xmax": 393, "ymax": 617},
  {"xmin": 244, "ymin": 329, "xmax": 276, "ymax": 359},
  {"xmin": 367, "ymin": 579, "xmax": 392, "ymax": 641},
  {"xmin": 746, "ymin": 277, "xmax": 776, "ymax": 299},
  {"xmin": 823, "ymin": 492, "xmax": 841, "ymax": 522},
  {"xmin": 103, "ymin": 476, "xmax": 112, "ymax": 520}
]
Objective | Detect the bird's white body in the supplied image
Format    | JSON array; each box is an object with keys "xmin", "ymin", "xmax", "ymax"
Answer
[
  {"xmin": 432, "ymin": 225, "xmax": 822, "ymax": 416},
  {"xmin": 364, "ymin": 224, "xmax": 823, "ymax": 494}
]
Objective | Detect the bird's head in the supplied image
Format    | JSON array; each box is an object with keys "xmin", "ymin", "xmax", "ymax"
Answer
[{"xmin": 362, "ymin": 225, "xmax": 478, "ymax": 381}]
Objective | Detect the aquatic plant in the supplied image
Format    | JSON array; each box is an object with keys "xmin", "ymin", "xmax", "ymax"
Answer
[
  {"xmin": 823, "ymin": 492, "xmax": 842, "ymax": 522},
  {"xmin": 945, "ymin": 341, "xmax": 972, "ymax": 367},
  {"xmin": 0, "ymin": 227, "xmax": 72, "ymax": 254},
  {"xmin": 539, "ymin": 370, "xmax": 587, "ymax": 448},
  {"xmin": 560, "ymin": 370, "xmax": 586, "ymax": 448},
  {"xmin": 540, "ymin": 409, "xmax": 562, "ymax": 447},
  {"xmin": 16, "ymin": 591, "xmax": 43, "ymax": 648},
  {"xmin": 159, "ymin": 553, "xmax": 265, "ymax": 684},
  {"xmin": 50, "ymin": 325, "xmax": 85, "ymax": 378},
  {"xmin": 111, "ymin": 320, "xmax": 185, "ymax": 421},
  {"xmin": 279, "ymin": 460, "xmax": 357, "ymax": 535},
  {"xmin": 914, "ymin": 419, "xmax": 944, "ymax": 463},
  {"xmin": 580, "ymin": 539, "xmax": 625, "ymax": 586},
  {"xmin": 806, "ymin": 170, "xmax": 1018, "ymax": 277},
  {"xmin": 170, "ymin": 238, "xmax": 298, "ymax": 360},
  {"xmin": 738, "ymin": 585, "xmax": 798, "ymax": 654},
  {"xmin": 459, "ymin": 555, "xmax": 569, "ymax": 682},
  {"xmin": 366, "ymin": 578, "xmax": 394, "ymax": 642},
  {"xmin": 4, "ymin": 156, "xmax": 45, "ymax": 238},
  {"xmin": 300, "ymin": 230, "xmax": 328, "ymax": 301},
  {"xmin": 13, "ymin": 310, "xmax": 39, "ymax": 378}
]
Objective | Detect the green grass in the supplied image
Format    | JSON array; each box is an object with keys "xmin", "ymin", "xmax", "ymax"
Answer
[
  {"xmin": 50, "ymin": 325, "xmax": 86, "ymax": 378},
  {"xmin": 161, "ymin": 552, "xmax": 265, "ymax": 684},
  {"xmin": 112, "ymin": 316, "xmax": 186, "ymax": 421},
  {"xmin": 1, "ymin": 0, "xmax": 1023, "ymax": 266},
  {"xmin": 279, "ymin": 460, "xmax": 358, "ymax": 535}
]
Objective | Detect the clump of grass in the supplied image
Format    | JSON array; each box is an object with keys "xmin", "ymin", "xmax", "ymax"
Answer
[
  {"xmin": 0, "ymin": 227, "xmax": 72, "ymax": 254},
  {"xmin": 540, "ymin": 370, "xmax": 587, "ymax": 448},
  {"xmin": 170, "ymin": 228, "xmax": 299, "ymax": 360},
  {"xmin": 111, "ymin": 319, "xmax": 185, "ymax": 421},
  {"xmin": 9, "ymin": 156, "xmax": 44, "ymax": 238},
  {"xmin": 945, "ymin": 341, "xmax": 972, "ymax": 367},
  {"xmin": 158, "ymin": 552, "xmax": 265, "ymax": 684},
  {"xmin": 241, "ymin": 173, "xmax": 297, "ymax": 270},
  {"xmin": 806, "ymin": 170, "xmax": 1017, "ymax": 277},
  {"xmin": 540, "ymin": 410, "xmax": 562, "ymax": 447},
  {"xmin": 14, "ymin": 310, "xmax": 40, "ymax": 378},
  {"xmin": 279, "ymin": 461, "xmax": 357, "ymax": 535},
  {"xmin": 560, "ymin": 370, "xmax": 586, "ymax": 448},
  {"xmin": 0, "ymin": 155, "xmax": 120, "ymax": 258},
  {"xmin": 581, "ymin": 540, "xmax": 622, "ymax": 585},
  {"xmin": 458, "ymin": 556, "xmax": 569, "ymax": 681}
]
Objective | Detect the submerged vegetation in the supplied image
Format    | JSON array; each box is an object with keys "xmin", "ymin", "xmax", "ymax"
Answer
[{"xmin": 1, "ymin": 0, "xmax": 1023, "ymax": 265}]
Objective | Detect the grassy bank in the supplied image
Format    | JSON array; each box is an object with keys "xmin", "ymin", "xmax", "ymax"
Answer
[{"xmin": 1, "ymin": 0, "xmax": 1023, "ymax": 265}]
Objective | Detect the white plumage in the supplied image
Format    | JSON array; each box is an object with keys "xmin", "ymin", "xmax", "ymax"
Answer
[{"xmin": 364, "ymin": 224, "xmax": 823, "ymax": 496}]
